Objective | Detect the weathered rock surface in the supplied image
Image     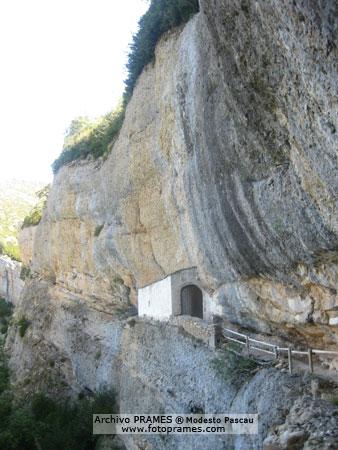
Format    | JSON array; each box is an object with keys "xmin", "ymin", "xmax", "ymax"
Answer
[
  {"xmin": 26, "ymin": 0, "xmax": 337, "ymax": 344},
  {"xmin": 0, "ymin": 256, "xmax": 23, "ymax": 305},
  {"xmin": 0, "ymin": 225, "xmax": 37, "ymax": 307},
  {"xmin": 6, "ymin": 1, "xmax": 338, "ymax": 449},
  {"xmin": 19, "ymin": 225, "xmax": 37, "ymax": 266},
  {"xmin": 6, "ymin": 308, "xmax": 338, "ymax": 449}
]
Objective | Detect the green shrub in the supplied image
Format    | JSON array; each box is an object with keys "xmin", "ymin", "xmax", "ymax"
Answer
[
  {"xmin": 112, "ymin": 276, "xmax": 124, "ymax": 285},
  {"xmin": 17, "ymin": 317, "xmax": 30, "ymax": 338},
  {"xmin": 52, "ymin": 0, "xmax": 199, "ymax": 174},
  {"xmin": 19, "ymin": 266, "xmax": 31, "ymax": 281},
  {"xmin": 0, "ymin": 390, "xmax": 117, "ymax": 450},
  {"xmin": 0, "ymin": 299, "xmax": 13, "ymax": 336},
  {"xmin": 124, "ymin": 0, "xmax": 199, "ymax": 102},
  {"xmin": 0, "ymin": 242, "xmax": 21, "ymax": 262},
  {"xmin": 0, "ymin": 303, "xmax": 119, "ymax": 450},
  {"xmin": 22, "ymin": 208, "xmax": 42, "ymax": 228},
  {"xmin": 331, "ymin": 398, "xmax": 338, "ymax": 407},
  {"xmin": 52, "ymin": 106, "xmax": 125, "ymax": 174},
  {"xmin": 0, "ymin": 362, "xmax": 9, "ymax": 396},
  {"xmin": 211, "ymin": 349, "xmax": 259, "ymax": 386},
  {"xmin": 22, "ymin": 185, "xmax": 50, "ymax": 229},
  {"xmin": 94, "ymin": 224, "xmax": 104, "ymax": 237},
  {"xmin": 0, "ymin": 299, "xmax": 13, "ymax": 319}
]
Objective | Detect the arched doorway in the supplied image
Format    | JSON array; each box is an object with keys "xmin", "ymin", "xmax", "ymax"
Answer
[{"xmin": 180, "ymin": 285, "xmax": 203, "ymax": 319}]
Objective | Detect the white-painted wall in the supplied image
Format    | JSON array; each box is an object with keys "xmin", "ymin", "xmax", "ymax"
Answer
[
  {"xmin": 329, "ymin": 317, "xmax": 338, "ymax": 326},
  {"xmin": 138, "ymin": 268, "xmax": 218, "ymax": 322},
  {"xmin": 138, "ymin": 275, "xmax": 173, "ymax": 320}
]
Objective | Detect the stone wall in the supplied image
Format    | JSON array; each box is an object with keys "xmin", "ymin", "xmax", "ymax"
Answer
[{"xmin": 172, "ymin": 315, "xmax": 218, "ymax": 348}]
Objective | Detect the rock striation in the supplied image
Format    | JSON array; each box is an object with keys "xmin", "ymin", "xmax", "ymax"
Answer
[
  {"xmin": 26, "ymin": 0, "xmax": 337, "ymax": 345},
  {"xmin": 0, "ymin": 256, "xmax": 23, "ymax": 306},
  {"xmin": 6, "ymin": 1, "xmax": 338, "ymax": 448}
]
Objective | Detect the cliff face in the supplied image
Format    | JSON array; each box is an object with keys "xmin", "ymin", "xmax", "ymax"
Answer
[
  {"xmin": 0, "ymin": 257, "xmax": 23, "ymax": 306},
  {"xmin": 0, "ymin": 226, "xmax": 37, "ymax": 307},
  {"xmin": 5, "ymin": 0, "xmax": 338, "ymax": 448},
  {"xmin": 28, "ymin": 0, "xmax": 337, "ymax": 343}
]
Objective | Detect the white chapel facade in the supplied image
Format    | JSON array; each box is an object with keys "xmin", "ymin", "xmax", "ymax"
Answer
[{"xmin": 137, "ymin": 267, "xmax": 217, "ymax": 322}]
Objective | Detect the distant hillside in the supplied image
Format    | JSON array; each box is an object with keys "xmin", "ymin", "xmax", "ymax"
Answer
[{"xmin": 0, "ymin": 180, "xmax": 44, "ymax": 261}]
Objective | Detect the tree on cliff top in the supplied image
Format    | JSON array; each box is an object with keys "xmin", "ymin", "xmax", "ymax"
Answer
[
  {"xmin": 52, "ymin": 0, "xmax": 199, "ymax": 174},
  {"xmin": 124, "ymin": 0, "xmax": 200, "ymax": 102}
]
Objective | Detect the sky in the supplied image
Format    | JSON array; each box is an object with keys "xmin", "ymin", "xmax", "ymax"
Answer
[{"xmin": 0, "ymin": 0, "xmax": 149, "ymax": 183}]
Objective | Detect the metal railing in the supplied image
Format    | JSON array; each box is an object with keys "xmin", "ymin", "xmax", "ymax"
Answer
[{"xmin": 222, "ymin": 327, "xmax": 338, "ymax": 375}]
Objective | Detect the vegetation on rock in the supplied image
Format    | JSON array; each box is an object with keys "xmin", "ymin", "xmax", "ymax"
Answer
[
  {"xmin": 0, "ymin": 299, "xmax": 117, "ymax": 450},
  {"xmin": 0, "ymin": 181, "xmax": 45, "ymax": 261},
  {"xmin": 17, "ymin": 316, "xmax": 30, "ymax": 338},
  {"xmin": 124, "ymin": 0, "xmax": 200, "ymax": 102},
  {"xmin": 94, "ymin": 224, "xmax": 104, "ymax": 237},
  {"xmin": 211, "ymin": 346, "xmax": 259, "ymax": 386},
  {"xmin": 22, "ymin": 185, "xmax": 50, "ymax": 229},
  {"xmin": 52, "ymin": 0, "xmax": 199, "ymax": 173},
  {"xmin": 19, "ymin": 265, "xmax": 31, "ymax": 281},
  {"xmin": 0, "ymin": 299, "xmax": 13, "ymax": 337},
  {"xmin": 51, "ymin": 107, "xmax": 125, "ymax": 174},
  {"xmin": 0, "ymin": 390, "xmax": 116, "ymax": 450}
]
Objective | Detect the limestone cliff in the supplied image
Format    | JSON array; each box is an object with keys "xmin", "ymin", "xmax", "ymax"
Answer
[
  {"xmin": 28, "ymin": 0, "xmax": 337, "ymax": 345},
  {"xmin": 0, "ymin": 256, "xmax": 23, "ymax": 306},
  {"xmin": 5, "ymin": 0, "xmax": 338, "ymax": 449}
]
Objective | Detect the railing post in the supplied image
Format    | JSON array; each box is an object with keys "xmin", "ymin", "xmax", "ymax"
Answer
[
  {"xmin": 245, "ymin": 336, "xmax": 250, "ymax": 355},
  {"xmin": 308, "ymin": 347, "xmax": 313, "ymax": 374},
  {"xmin": 208, "ymin": 325, "xmax": 217, "ymax": 350},
  {"xmin": 288, "ymin": 347, "xmax": 293, "ymax": 374},
  {"xmin": 274, "ymin": 346, "xmax": 279, "ymax": 360}
]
